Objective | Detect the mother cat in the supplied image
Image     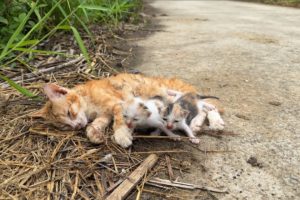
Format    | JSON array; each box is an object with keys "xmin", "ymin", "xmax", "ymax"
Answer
[{"xmin": 33, "ymin": 73, "xmax": 222, "ymax": 148}]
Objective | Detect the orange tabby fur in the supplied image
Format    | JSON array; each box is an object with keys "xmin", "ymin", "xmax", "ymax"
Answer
[{"xmin": 33, "ymin": 73, "xmax": 223, "ymax": 148}]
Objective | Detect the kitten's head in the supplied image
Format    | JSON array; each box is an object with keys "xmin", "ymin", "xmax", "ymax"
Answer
[
  {"xmin": 163, "ymin": 103, "xmax": 189, "ymax": 130},
  {"xmin": 122, "ymin": 98, "xmax": 151, "ymax": 129},
  {"xmin": 32, "ymin": 83, "xmax": 88, "ymax": 130}
]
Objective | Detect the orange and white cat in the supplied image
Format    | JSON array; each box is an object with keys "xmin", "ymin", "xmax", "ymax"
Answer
[{"xmin": 32, "ymin": 73, "xmax": 224, "ymax": 148}]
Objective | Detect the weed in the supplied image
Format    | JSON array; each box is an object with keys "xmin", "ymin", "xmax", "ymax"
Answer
[{"xmin": 0, "ymin": 0, "xmax": 141, "ymax": 97}]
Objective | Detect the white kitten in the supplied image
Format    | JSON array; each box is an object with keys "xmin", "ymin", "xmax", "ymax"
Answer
[{"xmin": 122, "ymin": 96, "xmax": 181, "ymax": 140}]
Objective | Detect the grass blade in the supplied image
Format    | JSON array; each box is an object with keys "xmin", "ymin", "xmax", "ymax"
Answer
[
  {"xmin": 14, "ymin": 48, "xmax": 70, "ymax": 56},
  {"xmin": 79, "ymin": 4, "xmax": 110, "ymax": 12},
  {"xmin": 0, "ymin": 73, "xmax": 37, "ymax": 98},
  {"xmin": 70, "ymin": 26, "xmax": 91, "ymax": 65},
  {"xmin": 0, "ymin": 2, "xmax": 37, "ymax": 60}
]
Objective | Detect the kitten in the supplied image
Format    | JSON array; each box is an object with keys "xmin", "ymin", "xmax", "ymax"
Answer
[
  {"xmin": 121, "ymin": 96, "xmax": 181, "ymax": 140},
  {"xmin": 163, "ymin": 93, "xmax": 225, "ymax": 143}
]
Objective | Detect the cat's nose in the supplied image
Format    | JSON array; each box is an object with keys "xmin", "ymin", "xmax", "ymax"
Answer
[
  {"xmin": 166, "ymin": 123, "xmax": 173, "ymax": 129},
  {"xmin": 75, "ymin": 123, "xmax": 84, "ymax": 130}
]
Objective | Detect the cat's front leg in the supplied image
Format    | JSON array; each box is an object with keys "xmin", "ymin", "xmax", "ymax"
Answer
[
  {"xmin": 111, "ymin": 104, "xmax": 133, "ymax": 148},
  {"xmin": 86, "ymin": 115, "xmax": 111, "ymax": 144},
  {"xmin": 181, "ymin": 123, "xmax": 200, "ymax": 144},
  {"xmin": 158, "ymin": 125, "xmax": 181, "ymax": 141}
]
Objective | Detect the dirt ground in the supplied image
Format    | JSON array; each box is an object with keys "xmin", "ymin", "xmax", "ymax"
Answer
[{"xmin": 130, "ymin": 1, "xmax": 300, "ymax": 199}]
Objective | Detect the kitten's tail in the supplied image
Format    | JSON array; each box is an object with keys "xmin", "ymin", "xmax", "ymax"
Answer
[{"xmin": 197, "ymin": 94, "xmax": 220, "ymax": 100}]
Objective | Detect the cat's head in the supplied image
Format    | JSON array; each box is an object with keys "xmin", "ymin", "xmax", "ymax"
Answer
[
  {"xmin": 32, "ymin": 83, "xmax": 88, "ymax": 130},
  {"xmin": 163, "ymin": 103, "xmax": 189, "ymax": 130},
  {"xmin": 122, "ymin": 98, "xmax": 151, "ymax": 129}
]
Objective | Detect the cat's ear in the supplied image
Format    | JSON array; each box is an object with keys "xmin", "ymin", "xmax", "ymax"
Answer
[
  {"xmin": 44, "ymin": 83, "xmax": 68, "ymax": 101},
  {"xmin": 182, "ymin": 109, "xmax": 190, "ymax": 117}
]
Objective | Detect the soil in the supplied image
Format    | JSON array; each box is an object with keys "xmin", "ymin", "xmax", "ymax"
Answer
[{"xmin": 129, "ymin": 0, "xmax": 300, "ymax": 199}]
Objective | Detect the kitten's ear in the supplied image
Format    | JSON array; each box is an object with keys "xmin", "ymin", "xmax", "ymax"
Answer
[
  {"xmin": 167, "ymin": 89, "xmax": 182, "ymax": 97},
  {"xmin": 139, "ymin": 102, "xmax": 148, "ymax": 110},
  {"xmin": 29, "ymin": 106, "xmax": 49, "ymax": 119},
  {"xmin": 139, "ymin": 102, "xmax": 151, "ymax": 117},
  {"xmin": 182, "ymin": 109, "xmax": 190, "ymax": 117},
  {"xmin": 154, "ymin": 101, "xmax": 163, "ymax": 113},
  {"xmin": 44, "ymin": 83, "xmax": 68, "ymax": 101}
]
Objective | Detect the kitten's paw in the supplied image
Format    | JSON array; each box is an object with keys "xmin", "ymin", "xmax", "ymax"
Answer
[
  {"xmin": 86, "ymin": 126, "xmax": 104, "ymax": 144},
  {"xmin": 209, "ymin": 121, "xmax": 225, "ymax": 131},
  {"xmin": 171, "ymin": 135, "xmax": 182, "ymax": 141},
  {"xmin": 209, "ymin": 118, "xmax": 225, "ymax": 131},
  {"xmin": 203, "ymin": 103, "xmax": 216, "ymax": 112},
  {"xmin": 189, "ymin": 137, "xmax": 200, "ymax": 144},
  {"xmin": 150, "ymin": 129, "xmax": 161, "ymax": 136},
  {"xmin": 113, "ymin": 126, "xmax": 133, "ymax": 148}
]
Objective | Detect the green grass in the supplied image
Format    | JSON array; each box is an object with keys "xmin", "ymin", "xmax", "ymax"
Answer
[{"xmin": 0, "ymin": 0, "xmax": 141, "ymax": 98}]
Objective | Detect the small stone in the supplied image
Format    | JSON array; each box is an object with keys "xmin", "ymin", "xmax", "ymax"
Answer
[
  {"xmin": 180, "ymin": 161, "xmax": 191, "ymax": 169},
  {"xmin": 247, "ymin": 156, "xmax": 263, "ymax": 168},
  {"xmin": 269, "ymin": 101, "xmax": 282, "ymax": 106},
  {"xmin": 235, "ymin": 114, "xmax": 250, "ymax": 120},
  {"xmin": 115, "ymin": 62, "xmax": 123, "ymax": 68}
]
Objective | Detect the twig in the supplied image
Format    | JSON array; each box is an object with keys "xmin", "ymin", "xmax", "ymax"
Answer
[
  {"xmin": 1, "ymin": 56, "xmax": 83, "ymax": 88},
  {"xmin": 106, "ymin": 154, "xmax": 158, "ymax": 200},
  {"xmin": 148, "ymin": 178, "xmax": 227, "ymax": 193},
  {"xmin": 165, "ymin": 155, "xmax": 174, "ymax": 181}
]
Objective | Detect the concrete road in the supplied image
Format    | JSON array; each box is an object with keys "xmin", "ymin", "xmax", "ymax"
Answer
[{"xmin": 132, "ymin": 1, "xmax": 300, "ymax": 199}]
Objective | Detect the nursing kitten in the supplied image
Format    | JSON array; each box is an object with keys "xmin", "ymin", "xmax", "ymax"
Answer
[
  {"xmin": 121, "ymin": 96, "xmax": 181, "ymax": 140},
  {"xmin": 163, "ymin": 93, "xmax": 225, "ymax": 143}
]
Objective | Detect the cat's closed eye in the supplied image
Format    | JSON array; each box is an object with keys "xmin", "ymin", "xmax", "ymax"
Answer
[
  {"xmin": 162, "ymin": 117, "xmax": 167, "ymax": 121},
  {"xmin": 67, "ymin": 110, "xmax": 71, "ymax": 118},
  {"xmin": 174, "ymin": 120, "xmax": 180, "ymax": 123},
  {"xmin": 133, "ymin": 118, "xmax": 139, "ymax": 121},
  {"xmin": 123, "ymin": 114, "xmax": 128, "ymax": 118}
]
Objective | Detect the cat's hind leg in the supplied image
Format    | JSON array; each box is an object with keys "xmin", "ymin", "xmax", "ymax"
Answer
[
  {"xmin": 199, "ymin": 101, "xmax": 225, "ymax": 131},
  {"xmin": 190, "ymin": 110, "xmax": 207, "ymax": 133},
  {"xmin": 207, "ymin": 109, "xmax": 225, "ymax": 131},
  {"xmin": 150, "ymin": 129, "xmax": 161, "ymax": 136},
  {"xmin": 86, "ymin": 115, "xmax": 111, "ymax": 144}
]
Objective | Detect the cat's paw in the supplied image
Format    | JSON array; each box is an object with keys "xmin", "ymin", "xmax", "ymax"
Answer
[
  {"xmin": 113, "ymin": 126, "xmax": 133, "ymax": 148},
  {"xmin": 86, "ymin": 126, "xmax": 104, "ymax": 144},
  {"xmin": 189, "ymin": 137, "xmax": 200, "ymax": 144}
]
